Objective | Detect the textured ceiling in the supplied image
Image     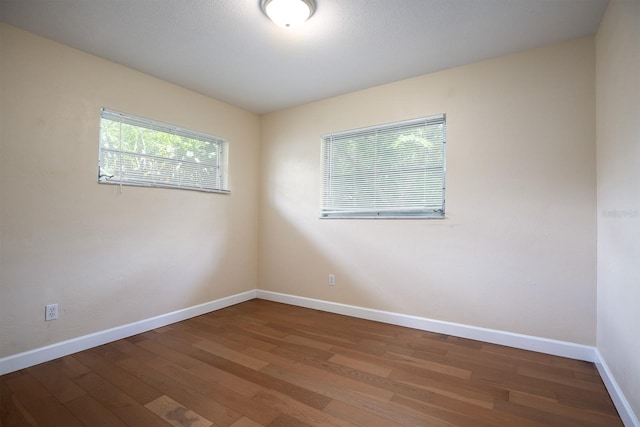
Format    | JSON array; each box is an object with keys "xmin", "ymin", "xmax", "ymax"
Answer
[{"xmin": 1, "ymin": 0, "xmax": 608, "ymax": 114}]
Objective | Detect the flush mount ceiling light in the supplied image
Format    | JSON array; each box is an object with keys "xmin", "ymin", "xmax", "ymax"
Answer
[{"xmin": 260, "ymin": 0, "xmax": 316, "ymax": 28}]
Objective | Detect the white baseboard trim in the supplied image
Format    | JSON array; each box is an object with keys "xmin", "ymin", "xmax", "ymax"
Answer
[
  {"xmin": 0, "ymin": 290, "xmax": 257, "ymax": 375},
  {"xmin": 257, "ymin": 290, "xmax": 640, "ymax": 424},
  {"xmin": 595, "ymin": 349, "xmax": 640, "ymax": 427},
  {"xmin": 3, "ymin": 289, "xmax": 636, "ymax": 426},
  {"xmin": 256, "ymin": 290, "xmax": 597, "ymax": 362}
]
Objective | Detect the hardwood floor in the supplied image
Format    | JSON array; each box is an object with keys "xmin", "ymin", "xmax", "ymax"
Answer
[{"xmin": 0, "ymin": 299, "xmax": 622, "ymax": 426}]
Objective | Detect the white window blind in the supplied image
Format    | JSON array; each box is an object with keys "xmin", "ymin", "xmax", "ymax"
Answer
[
  {"xmin": 98, "ymin": 108, "xmax": 229, "ymax": 193},
  {"xmin": 321, "ymin": 114, "xmax": 446, "ymax": 218}
]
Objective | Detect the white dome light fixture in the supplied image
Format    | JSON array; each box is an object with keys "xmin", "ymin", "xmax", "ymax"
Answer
[{"xmin": 260, "ymin": 0, "xmax": 316, "ymax": 29}]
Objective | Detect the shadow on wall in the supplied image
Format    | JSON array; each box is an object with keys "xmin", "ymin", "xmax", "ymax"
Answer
[
  {"xmin": 261, "ymin": 164, "xmax": 587, "ymax": 338},
  {"xmin": 262, "ymin": 178, "xmax": 477, "ymax": 320}
]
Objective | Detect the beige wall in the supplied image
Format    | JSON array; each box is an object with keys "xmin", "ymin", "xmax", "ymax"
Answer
[
  {"xmin": 596, "ymin": 0, "xmax": 640, "ymax": 417},
  {"xmin": 0, "ymin": 24, "xmax": 260, "ymax": 358},
  {"xmin": 0, "ymin": 22, "xmax": 602, "ymax": 361},
  {"xmin": 259, "ymin": 37, "xmax": 597, "ymax": 345}
]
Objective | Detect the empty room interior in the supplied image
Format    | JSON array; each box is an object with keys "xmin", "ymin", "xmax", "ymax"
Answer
[{"xmin": 0, "ymin": 0, "xmax": 638, "ymax": 426}]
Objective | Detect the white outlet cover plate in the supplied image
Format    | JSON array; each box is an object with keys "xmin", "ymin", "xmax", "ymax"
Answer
[{"xmin": 45, "ymin": 304, "xmax": 58, "ymax": 321}]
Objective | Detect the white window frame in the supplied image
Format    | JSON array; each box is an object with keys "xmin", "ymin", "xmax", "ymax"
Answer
[
  {"xmin": 98, "ymin": 108, "xmax": 229, "ymax": 194},
  {"xmin": 321, "ymin": 114, "xmax": 446, "ymax": 219}
]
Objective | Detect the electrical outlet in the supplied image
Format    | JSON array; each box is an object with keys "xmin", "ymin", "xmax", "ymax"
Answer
[
  {"xmin": 45, "ymin": 304, "xmax": 58, "ymax": 321},
  {"xmin": 328, "ymin": 274, "xmax": 335, "ymax": 286}
]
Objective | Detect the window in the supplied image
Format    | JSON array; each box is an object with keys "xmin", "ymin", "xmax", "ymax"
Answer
[
  {"xmin": 321, "ymin": 114, "xmax": 446, "ymax": 218},
  {"xmin": 98, "ymin": 108, "xmax": 229, "ymax": 193}
]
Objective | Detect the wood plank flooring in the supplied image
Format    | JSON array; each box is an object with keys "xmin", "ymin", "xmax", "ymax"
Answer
[{"xmin": 0, "ymin": 299, "xmax": 623, "ymax": 426}]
